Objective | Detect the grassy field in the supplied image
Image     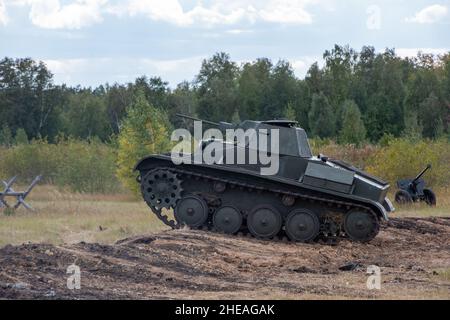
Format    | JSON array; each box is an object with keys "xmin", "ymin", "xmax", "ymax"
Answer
[
  {"xmin": 0, "ymin": 185, "xmax": 449, "ymax": 247},
  {"xmin": 0, "ymin": 186, "xmax": 169, "ymax": 247}
]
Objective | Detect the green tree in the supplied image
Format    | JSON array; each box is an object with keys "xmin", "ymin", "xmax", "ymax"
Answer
[
  {"xmin": 238, "ymin": 58, "xmax": 272, "ymax": 120},
  {"xmin": 14, "ymin": 128, "xmax": 28, "ymax": 145},
  {"xmin": 402, "ymin": 111, "xmax": 423, "ymax": 141},
  {"xmin": 305, "ymin": 62, "xmax": 324, "ymax": 95},
  {"xmin": 293, "ymin": 80, "xmax": 312, "ymax": 130},
  {"xmin": 308, "ymin": 93, "xmax": 336, "ymax": 138},
  {"xmin": 60, "ymin": 90, "xmax": 110, "ymax": 140},
  {"xmin": 351, "ymin": 46, "xmax": 376, "ymax": 115},
  {"xmin": 420, "ymin": 93, "xmax": 444, "ymax": 139},
  {"xmin": 404, "ymin": 53, "xmax": 441, "ymax": 134},
  {"xmin": 284, "ymin": 102, "xmax": 297, "ymax": 121},
  {"xmin": 134, "ymin": 76, "xmax": 170, "ymax": 110},
  {"xmin": 116, "ymin": 90, "xmax": 172, "ymax": 194},
  {"xmin": 167, "ymin": 81, "xmax": 198, "ymax": 129},
  {"xmin": 105, "ymin": 83, "xmax": 133, "ymax": 134},
  {"xmin": 0, "ymin": 124, "xmax": 12, "ymax": 146},
  {"xmin": 0, "ymin": 57, "xmax": 58, "ymax": 139},
  {"xmin": 322, "ymin": 44, "xmax": 357, "ymax": 111},
  {"xmin": 231, "ymin": 109, "xmax": 241, "ymax": 124},
  {"xmin": 338, "ymin": 100, "xmax": 366, "ymax": 145},
  {"xmin": 363, "ymin": 49, "xmax": 406, "ymax": 141},
  {"xmin": 265, "ymin": 60, "xmax": 297, "ymax": 119},
  {"xmin": 196, "ymin": 52, "xmax": 238, "ymax": 122}
]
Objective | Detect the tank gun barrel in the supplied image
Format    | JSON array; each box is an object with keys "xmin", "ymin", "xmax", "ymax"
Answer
[
  {"xmin": 413, "ymin": 164, "xmax": 432, "ymax": 184},
  {"xmin": 176, "ymin": 113, "xmax": 221, "ymax": 127}
]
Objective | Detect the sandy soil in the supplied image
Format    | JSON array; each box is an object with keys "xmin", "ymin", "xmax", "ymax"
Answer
[{"xmin": 0, "ymin": 217, "xmax": 449, "ymax": 300}]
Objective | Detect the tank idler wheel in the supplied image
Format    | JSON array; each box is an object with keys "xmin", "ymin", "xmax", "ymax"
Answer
[
  {"xmin": 174, "ymin": 195, "xmax": 209, "ymax": 228},
  {"xmin": 213, "ymin": 206, "xmax": 242, "ymax": 234},
  {"xmin": 247, "ymin": 205, "xmax": 282, "ymax": 239},
  {"xmin": 343, "ymin": 210, "xmax": 379, "ymax": 243},
  {"xmin": 285, "ymin": 209, "xmax": 320, "ymax": 242}
]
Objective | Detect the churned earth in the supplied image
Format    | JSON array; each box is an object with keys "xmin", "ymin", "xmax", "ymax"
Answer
[{"xmin": 0, "ymin": 217, "xmax": 449, "ymax": 300}]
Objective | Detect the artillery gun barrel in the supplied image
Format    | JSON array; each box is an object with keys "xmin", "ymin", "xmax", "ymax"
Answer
[
  {"xmin": 176, "ymin": 113, "xmax": 221, "ymax": 127},
  {"xmin": 413, "ymin": 164, "xmax": 432, "ymax": 183}
]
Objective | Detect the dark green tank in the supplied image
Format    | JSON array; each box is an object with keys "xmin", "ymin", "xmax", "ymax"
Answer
[{"xmin": 135, "ymin": 114, "xmax": 394, "ymax": 243}]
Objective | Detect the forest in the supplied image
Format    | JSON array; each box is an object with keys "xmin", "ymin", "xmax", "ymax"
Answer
[
  {"xmin": 1, "ymin": 44, "xmax": 449, "ymax": 146},
  {"xmin": 0, "ymin": 45, "xmax": 449, "ymax": 194}
]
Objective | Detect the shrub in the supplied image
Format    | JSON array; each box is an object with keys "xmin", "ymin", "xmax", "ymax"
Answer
[
  {"xmin": 55, "ymin": 139, "xmax": 121, "ymax": 193},
  {"xmin": 0, "ymin": 139, "xmax": 60, "ymax": 184},
  {"xmin": 310, "ymin": 139, "xmax": 379, "ymax": 170},
  {"xmin": 0, "ymin": 138, "xmax": 121, "ymax": 193},
  {"xmin": 366, "ymin": 138, "xmax": 450, "ymax": 188},
  {"xmin": 310, "ymin": 137, "xmax": 449, "ymax": 189}
]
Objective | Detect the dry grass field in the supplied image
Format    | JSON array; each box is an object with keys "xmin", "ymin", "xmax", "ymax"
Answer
[
  {"xmin": 0, "ymin": 186, "xmax": 168, "ymax": 247},
  {"xmin": 0, "ymin": 185, "xmax": 449, "ymax": 300}
]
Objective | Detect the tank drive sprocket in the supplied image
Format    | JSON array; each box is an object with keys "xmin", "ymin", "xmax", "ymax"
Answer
[{"xmin": 141, "ymin": 169, "xmax": 183, "ymax": 228}]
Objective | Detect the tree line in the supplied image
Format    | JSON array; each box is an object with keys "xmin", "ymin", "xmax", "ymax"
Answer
[{"xmin": 1, "ymin": 45, "xmax": 449, "ymax": 146}]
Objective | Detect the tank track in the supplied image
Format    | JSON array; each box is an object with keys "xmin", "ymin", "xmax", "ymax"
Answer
[{"xmin": 141, "ymin": 167, "xmax": 380, "ymax": 243}]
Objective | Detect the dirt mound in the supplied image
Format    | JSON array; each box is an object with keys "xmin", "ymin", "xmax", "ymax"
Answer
[{"xmin": 0, "ymin": 217, "xmax": 449, "ymax": 300}]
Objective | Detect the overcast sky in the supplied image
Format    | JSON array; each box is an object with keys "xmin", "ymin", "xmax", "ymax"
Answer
[{"xmin": 0, "ymin": 0, "xmax": 449, "ymax": 87}]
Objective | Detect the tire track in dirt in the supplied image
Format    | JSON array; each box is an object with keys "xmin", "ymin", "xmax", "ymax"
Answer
[{"xmin": 0, "ymin": 217, "xmax": 449, "ymax": 299}]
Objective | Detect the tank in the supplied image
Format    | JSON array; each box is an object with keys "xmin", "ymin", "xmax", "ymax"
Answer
[{"xmin": 135, "ymin": 114, "xmax": 395, "ymax": 243}]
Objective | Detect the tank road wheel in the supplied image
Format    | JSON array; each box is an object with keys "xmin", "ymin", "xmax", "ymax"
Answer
[
  {"xmin": 285, "ymin": 209, "xmax": 320, "ymax": 242},
  {"xmin": 213, "ymin": 206, "xmax": 242, "ymax": 234},
  {"xmin": 141, "ymin": 169, "xmax": 182, "ymax": 209},
  {"xmin": 343, "ymin": 210, "xmax": 379, "ymax": 243},
  {"xmin": 423, "ymin": 188, "xmax": 436, "ymax": 206},
  {"xmin": 395, "ymin": 190, "xmax": 413, "ymax": 204},
  {"xmin": 174, "ymin": 195, "xmax": 209, "ymax": 228},
  {"xmin": 247, "ymin": 205, "xmax": 282, "ymax": 239}
]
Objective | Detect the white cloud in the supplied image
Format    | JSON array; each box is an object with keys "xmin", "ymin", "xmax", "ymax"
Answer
[
  {"xmin": 111, "ymin": 0, "xmax": 250, "ymax": 27},
  {"xmin": 25, "ymin": 0, "xmax": 107, "ymax": 29},
  {"xmin": 110, "ymin": 0, "xmax": 314, "ymax": 27},
  {"xmin": 8, "ymin": 0, "xmax": 316, "ymax": 29},
  {"xmin": 0, "ymin": 0, "xmax": 8, "ymax": 25},
  {"xmin": 406, "ymin": 4, "xmax": 448, "ymax": 24},
  {"xmin": 259, "ymin": 0, "xmax": 313, "ymax": 24},
  {"xmin": 126, "ymin": 0, "xmax": 191, "ymax": 26}
]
